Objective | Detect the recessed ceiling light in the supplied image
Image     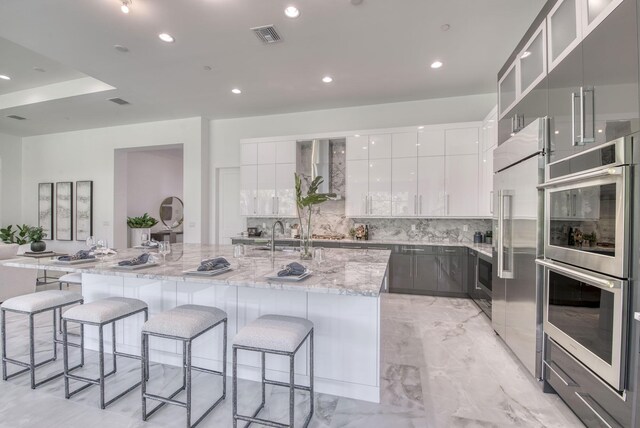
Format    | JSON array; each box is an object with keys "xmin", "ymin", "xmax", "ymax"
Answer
[
  {"xmin": 322, "ymin": 76, "xmax": 333, "ymax": 83},
  {"xmin": 231, "ymin": 88, "xmax": 242, "ymax": 94},
  {"xmin": 284, "ymin": 6, "xmax": 300, "ymax": 18},
  {"xmin": 0, "ymin": 75, "xmax": 10, "ymax": 81},
  {"xmin": 430, "ymin": 61, "xmax": 443, "ymax": 69},
  {"xmin": 158, "ymin": 33, "xmax": 175, "ymax": 43},
  {"xmin": 554, "ymin": 130, "xmax": 560, "ymax": 134},
  {"xmin": 521, "ymin": 51, "xmax": 531, "ymax": 59},
  {"xmin": 441, "ymin": 24, "xmax": 451, "ymax": 31},
  {"xmin": 121, "ymin": 4, "xmax": 129, "ymax": 13},
  {"xmin": 418, "ymin": 126, "xmax": 424, "ymax": 130},
  {"xmin": 114, "ymin": 44, "xmax": 129, "ymax": 53},
  {"xmin": 598, "ymin": 129, "xmax": 603, "ymax": 133}
]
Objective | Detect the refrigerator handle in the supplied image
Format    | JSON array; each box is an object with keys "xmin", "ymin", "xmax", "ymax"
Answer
[
  {"xmin": 497, "ymin": 190, "xmax": 515, "ymax": 279},
  {"xmin": 571, "ymin": 91, "xmax": 581, "ymax": 146}
]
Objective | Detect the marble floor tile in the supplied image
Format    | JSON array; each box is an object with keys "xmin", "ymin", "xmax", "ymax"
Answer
[{"xmin": 0, "ymin": 292, "xmax": 584, "ymax": 427}]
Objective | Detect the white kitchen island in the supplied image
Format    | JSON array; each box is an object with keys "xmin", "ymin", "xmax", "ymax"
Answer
[{"xmin": 3, "ymin": 244, "xmax": 390, "ymax": 403}]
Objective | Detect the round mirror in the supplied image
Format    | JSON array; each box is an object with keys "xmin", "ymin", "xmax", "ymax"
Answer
[{"xmin": 159, "ymin": 196, "xmax": 184, "ymax": 229}]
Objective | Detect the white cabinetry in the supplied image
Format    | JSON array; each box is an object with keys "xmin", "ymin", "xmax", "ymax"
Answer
[
  {"xmin": 346, "ymin": 135, "xmax": 392, "ymax": 217},
  {"xmin": 479, "ymin": 107, "xmax": 497, "ymax": 217},
  {"xmin": 346, "ymin": 160, "xmax": 369, "ymax": 216},
  {"xmin": 240, "ymin": 141, "xmax": 296, "ymax": 217},
  {"xmin": 417, "ymin": 156, "xmax": 445, "ymax": 216},
  {"xmin": 445, "ymin": 154, "xmax": 479, "ymax": 217}
]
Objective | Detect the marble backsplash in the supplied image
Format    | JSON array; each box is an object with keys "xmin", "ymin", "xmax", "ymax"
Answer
[{"xmin": 246, "ymin": 199, "xmax": 492, "ymax": 243}]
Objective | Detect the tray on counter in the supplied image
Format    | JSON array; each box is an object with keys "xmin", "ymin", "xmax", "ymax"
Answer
[
  {"xmin": 110, "ymin": 262, "xmax": 159, "ymax": 270},
  {"xmin": 183, "ymin": 266, "xmax": 232, "ymax": 276},
  {"xmin": 53, "ymin": 258, "xmax": 97, "ymax": 265},
  {"xmin": 265, "ymin": 270, "xmax": 312, "ymax": 282}
]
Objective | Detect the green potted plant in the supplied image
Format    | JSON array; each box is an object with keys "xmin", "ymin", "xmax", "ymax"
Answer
[
  {"xmin": 127, "ymin": 213, "xmax": 159, "ymax": 248},
  {"xmin": 0, "ymin": 224, "xmax": 31, "ymax": 245},
  {"xmin": 27, "ymin": 226, "xmax": 47, "ymax": 252},
  {"xmin": 295, "ymin": 173, "xmax": 335, "ymax": 260}
]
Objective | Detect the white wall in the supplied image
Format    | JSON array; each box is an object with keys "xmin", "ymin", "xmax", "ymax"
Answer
[
  {"xmin": 21, "ymin": 117, "xmax": 208, "ymax": 253},
  {"xmin": 209, "ymin": 93, "xmax": 496, "ymax": 242},
  {"xmin": 125, "ymin": 147, "xmax": 184, "ymax": 232},
  {"xmin": 0, "ymin": 132, "xmax": 22, "ymax": 227}
]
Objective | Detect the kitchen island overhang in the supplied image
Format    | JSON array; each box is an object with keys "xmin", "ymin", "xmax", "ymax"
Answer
[{"xmin": 3, "ymin": 244, "xmax": 390, "ymax": 403}]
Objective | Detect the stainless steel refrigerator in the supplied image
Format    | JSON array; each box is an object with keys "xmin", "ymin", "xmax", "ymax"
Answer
[{"xmin": 492, "ymin": 117, "xmax": 547, "ymax": 379}]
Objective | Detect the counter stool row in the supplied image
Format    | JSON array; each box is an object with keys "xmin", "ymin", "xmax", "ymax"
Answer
[{"xmin": 1, "ymin": 289, "xmax": 315, "ymax": 428}]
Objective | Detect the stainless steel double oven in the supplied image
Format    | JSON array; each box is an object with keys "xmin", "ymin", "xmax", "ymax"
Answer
[{"xmin": 539, "ymin": 136, "xmax": 634, "ymax": 390}]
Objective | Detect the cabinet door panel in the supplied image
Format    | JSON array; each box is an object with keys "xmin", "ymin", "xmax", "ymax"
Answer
[
  {"xmin": 346, "ymin": 160, "xmax": 368, "ymax": 216},
  {"xmin": 368, "ymin": 134, "xmax": 392, "ymax": 159},
  {"xmin": 445, "ymin": 154, "xmax": 479, "ymax": 217},
  {"xmin": 547, "ymin": 0, "xmax": 581, "ymax": 71},
  {"xmin": 417, "ymin": 157, "xmax": 445, "ymax": 216},
  {"xmin": 414, "ymin": 254, "xmax": 438, "ymax": 292},
  {"xmin": 257, "ymin": 142, "xmax": 276, "ymax": 165},
  {"xmin": 240, "ymin": 165, "xmax": 257, "ymax": 215},
  {"xmin": 437, "ymin": 254, "xmax": 464, "ymax": 293},
  {"xmin": 275, "ymin": 163, "xmax": 296, "ymax": 216},
  {"xmin": 583, "ymin": 0, "xmax": 624, "ymax": 37},
  {"xmin": 479, "ymin": 147, "xmax": 495, "ymax": 217},
  {"xmin": 391, "ymin": 132, "xmax": 418, "ymax": 158},
  {"xmin": 582, "ymin": 0, "xmax": 639, "ymax": 147},
  {"xmin": 256, "ymin": 164, "xmax": 275, "ymax": 215},
  {"xmin": 392, "ymin": 158, "xmax": 417, "ymax": 217},
  {"xmin": 241, "ymin": 143, "xmax": 257, "ymax": 165},
  {"xmin": 368, "ymin": 159, "xmax": 392, "ymax": 216},
  {"xmin": 445, "ymin": 128, "xmax": 479, "ymax": 156},
  {"xmin": 519, "ymin": 22, "xmax": 546, "ymax": 97},
  {"xmin": 346, "ymin": 135, "xmax": 369, "ymax": 161},
  {"xmin": 417, "ymin": 129, "xmax": 445, "ymax": 157},
  {"xmin": 499, "ymin": 62, "xmax": 518, "ymax": 118},
  {"xmin": 275, "ymin": 141, "xmax": 296, "ymax": 164},
  {"xmin": 389, "ymin": 253, "xmax": 413, "ymax": 291}
]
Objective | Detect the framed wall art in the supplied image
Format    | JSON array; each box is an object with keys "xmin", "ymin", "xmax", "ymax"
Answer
[
  {"xmin": 56, "ymin": 182, "xmax": 73, "ymax": 241},
  {"xmin": 76, "ymin": 181, "xmax": 93, "ymax": 241},
  {"xmin": 38, "ymin": 183, "xmax": 54, "ymax": 240}
]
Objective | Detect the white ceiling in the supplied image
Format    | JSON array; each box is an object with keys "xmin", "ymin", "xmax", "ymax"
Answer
[{"xmin": 0, "ymin": 0, "xmax": 545, "ymax": 137}]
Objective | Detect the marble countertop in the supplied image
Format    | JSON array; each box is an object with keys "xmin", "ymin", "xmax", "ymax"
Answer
[
  {"xmin": 2, "ymin": 244, "xmax": 390, "ymax": 297},
  {"xmin": 232, "ymin": 236, "xmax": 493, "ymax": 258}
]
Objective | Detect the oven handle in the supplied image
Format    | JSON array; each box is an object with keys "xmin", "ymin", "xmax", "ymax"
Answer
[
  {"xmin": 535, "ymin": 259, "xmax": 618, "ymax": 289},
  {"xmin": 538, "ymin": 166, "xmax": 623, "ymax": 189}
]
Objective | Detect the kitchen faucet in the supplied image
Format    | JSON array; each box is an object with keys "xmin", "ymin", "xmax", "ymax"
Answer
[{"xmin": 271, "ymin": 220, "xmax": 284, "ymax": 257}]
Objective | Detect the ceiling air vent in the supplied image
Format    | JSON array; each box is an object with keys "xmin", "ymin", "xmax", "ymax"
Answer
[
  {"xmin": 108, "ymin": 97, "xmax": 130, "ymax": 105},
  {"xmin": 7, "ymin": 115, "xmax": 26, "ymax": 120},
  {"xmin": 251, "ymin": 25, "xmax": 282, "ymax": 44}
]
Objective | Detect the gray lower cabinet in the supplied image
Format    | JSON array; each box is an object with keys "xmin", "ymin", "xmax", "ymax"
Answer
[{"xmin": 389, "ymin": 246, "xmax": 465, "ymax": 297}]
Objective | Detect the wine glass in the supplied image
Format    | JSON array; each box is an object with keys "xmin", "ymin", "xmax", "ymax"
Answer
[
  {"xmin": 233, "ymin": 244, "xmax": 245, "ymax": 268},
  {"xmin": 95, "ymin": 239, "xmax": 109, "ymax": 266},
  {"xmin": 86, "ymin": 236, "xmax": 96, "ymax": 249},
  {"xmin": 159, "ymin": 240, "xmax": 171, "ymax": 265}
]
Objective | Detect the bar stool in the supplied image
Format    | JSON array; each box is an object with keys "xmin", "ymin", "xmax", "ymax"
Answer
[
  {"xmin": 62, "ymin": 297, "xmax": 148, "ymax": 409},
  {"xmin": 1, "ymin": 290, "xmax": 84, "ymax": 389},
  {"xmin": 58, "ymin": 273, "xmax": 82, "ymax": 290},
  {"xmin": 141, "ymin": 304, "xmax": 228, "ymax": 428},
  {"xmin": 232, "ymin": 315, "xmax": 314, "ymax": 428}
]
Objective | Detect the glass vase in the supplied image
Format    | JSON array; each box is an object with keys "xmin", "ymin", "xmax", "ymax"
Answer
[{"xmin": 299, "ymin": 223, "xmax": 313, "ymax": 260}]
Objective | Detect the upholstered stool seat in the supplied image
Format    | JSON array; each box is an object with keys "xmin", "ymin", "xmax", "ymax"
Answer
[
  {"xmin": 1, "ymin": 290, "xmax": 84, "ymax": 389},
  {"xmin": 142, "ymin": 304, "xmax": 226, "ymax": 339},
  {"xmin": 2, "ymin": 290, "xmax": 83, "ymax": 313},
  {"xmin": 233, "ymin": 315, "xmax": 314, "ymax": 428},
  {"xmin": 62, "ymin": 297, "xmax": 148, "ymax": 409},
  {"xmin": 141, "ymin": 305, "xmax": 228, "ymax": 428},
  {"xmin": 58, "ymin": 273, "xmax": 82, "ymax": 290},
  {"xmin": 233, "ymin": 314, "xmax": 313, "ymax": 354},
  {"xmin": 64, "ymin": 297, "xmax": 147, "ymax": 324}
]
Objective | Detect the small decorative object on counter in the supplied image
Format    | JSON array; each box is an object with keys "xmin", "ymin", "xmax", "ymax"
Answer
[
  {"xmin": 348, "ymin": 227, "xmax": 356, "ymax": 239},
  {"xmin": 354, "ymin": 225, "xmax": 366, "ymax": 240},
  {"xmin": 290, "ymin": 224, "xmax": 299, "ymax": 239},
  {"xmin": 247, "ymin": 227, "xmax": 260, "ymax": 237},
  {"xmin": 484, "ymin": 230, "xmax": 492, "ymax": 245},
  {"xmin": 27, "ymin": 226, "xmax": 47, "ymax": 252},
  {"xmin": 473, "ymin": 231, "xmax": 483, "ymax": 244},
  {"xmin": 364, "ymin": 225, "xmax": 369, "ymax": 241}
]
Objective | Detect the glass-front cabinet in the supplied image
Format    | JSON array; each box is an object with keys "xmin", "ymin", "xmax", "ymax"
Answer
[
  {"xmin": 519, "ymin": 22, "xmax": 546, "ymax": 96},
  {"xmin": 547, "ymin": 0, "xmax": 582, "ymax": 72},
  {"xmin": 498, "ymin": 62, "xmax": 518, "ymax": 119},
  {"xmin": 582, "ymin": 0, "xmax": 624, "ymax": 37}
]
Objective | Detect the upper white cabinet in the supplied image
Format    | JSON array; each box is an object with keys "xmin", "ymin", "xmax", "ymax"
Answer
[
  {"xmin": 240, "ymin": 141, "xmax": 297, "ymax": 217},
  {"xmin": 445, "ymin": 154, "xmax": 479, "ymax": 217},
  {"xmin": 445, "ymin": 128, "xmax": 479, "ymax": 156},
  {"xmin": 368, "ymin": 159, "xmax": 392, "ymax": 216},
  {"xmin": 345, "ymin": 159, "xmax": 370, "ymax": 216},
  {"xmin": 392, "ymin": 132, "xmax": 418, "ymax": 158},
  {"xmin": 346, "ymin": 135, "xmax": 369, "ymax": 160},
  {"xmin": 368, "ymin": 134, "xmax": 392, "ymax": 159},
  {"xmin": 479, "ymin": 107, "xmax": 497, "ymax": 217},
  {"xmin": 391, "ymin": 157, "xmax": 418, "ymax": 216},
  {"xmin": 417, "ymin": 129, "xmax": 445, "ymax": 157},
  {"xmin": 417, "ymin": 156, "xmax": 445, "ymax": 216}
]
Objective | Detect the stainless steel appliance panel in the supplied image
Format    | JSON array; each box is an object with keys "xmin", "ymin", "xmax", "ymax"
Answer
[{"xmin": 539, "ymin": 259, "xmax": 628, "ymax": 391}]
